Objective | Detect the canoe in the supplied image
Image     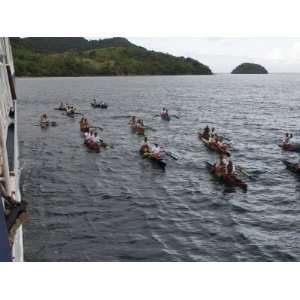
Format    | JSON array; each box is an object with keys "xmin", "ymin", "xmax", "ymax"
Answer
[
  {"xmin": 140, "ymin": 151, "xmax": 166, "ymax": 169},
  {"xmin": 66, "ymin": 111, "xmax": 75, "ymax": 118},
  {"xmin": 40, "ymin": 121, "xmax": 49, "ymax": 128},
  {"xmin": 84, "ymin": 139, "xmax": 100, "ymax": 153},
  {"xmin": 160, "ymin": 113, "xmax": 170, "ymax": 121},
  {"xmin": 54, "ymin": 107, "xmax": 66, "ymax": 111},
  {"xmin": 282, "ymin": 159, "xmax": 300, "ymax": 174},
  {"xmin": 279, "ymin": 143, "xmax": 300, "ymax": 152},
  {"xmin": 131, "ymin": 124, "xmax": 145, "ymax": 135},
  {"xmin": 80, "ymin": 126, "xmax": 90, "ymax": 132},
  {"xmin": 40, "ymin": 121, "xmax": 57, "ymax": 128},
  {"xmin": 199, "ymin": 133, "xmax": 230, "ymax": 156},
  {"xmin": 206, "ymin": 162, "xmax": 247, "ymax": 191},
  {"xmin": 91, "ymin": 103, "xmax": 108, "ymax": 109}
]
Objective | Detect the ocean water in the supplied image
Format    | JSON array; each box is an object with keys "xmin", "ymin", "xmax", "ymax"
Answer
[{"xmin": 17, "ymin": 74, "xmax": 300, "ymax": 261}]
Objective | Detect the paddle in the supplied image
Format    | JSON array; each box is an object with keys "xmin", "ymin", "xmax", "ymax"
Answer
[
  {"xmin": 236, "ymin": 166, "xmax": 251, "ymax": 179},
  {"xmin": 89, "ymin": 126, "xmax": 103, "ymax": 131},
  {"xmin": 173, "ymin": 115, "xmax": 180, "ymax": 119},
  {"xmin": 162, "ymin": 150, "xmax": 178, "ymax": 160},
  {"xmin": 144, "ymin": 125, "xmax": 157, "ymax": 132},
  {"xmin": 99, "ymin": 140, "xmax": 114, "ymax": 149},
  {"xmin": 143, "ymin": 142, "xmax": 178, "ymax": 160}
]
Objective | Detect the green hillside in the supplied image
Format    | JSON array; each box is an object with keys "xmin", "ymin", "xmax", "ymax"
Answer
[
  {"xmin": 231, "ymin": 63, "xmax": 268, "ymax": 74},
  {"xmin": 11, "ymin": 37, "xmax": 213, "ymax": 77}
]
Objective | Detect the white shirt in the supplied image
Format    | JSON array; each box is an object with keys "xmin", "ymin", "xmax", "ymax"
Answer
[
  {"xmin": 221, "ymin": 158, "xmax": 229, "ymax": 167},
  {"xmin": 152, "ymin": 146, "xmax": 161, "ymax": 154}
]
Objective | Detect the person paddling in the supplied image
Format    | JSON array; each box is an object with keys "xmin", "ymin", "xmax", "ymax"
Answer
[
  {"xmin": 214, "ymin": 153, "xmax": 228, "ymax": 174},
  {"xmin": 140, "ymin": 137, "xmax": 150, "ymax": 154},
  {"xmin": 283, "ymin": 133, "xmax": 291, "ymax": 144},
  {"xmin": 93, "ymin": 132, "xmax": 101, "ymax": 144},
  {"xmin": 137, "ymin": 119, "xmax": 144, "ymax": 127},
  {"xmin": 210, "ymin": 127, "xmax": 217, "ymax": 139},
  {"xmin": 226, "ymin": 159, "xmax": 235, "ymax": 175},
  {"xmin": 152, "ymin": 143, "xmax": 161, "ymax": 160},
  {"xmin": 129, "ymin": 116, "xmax": 136, "ymax": 125},
  {"xmin": 40, "ymin": 113, "xmax": 49, "ymax": 124},
  {"xmin": 203, "ymin": 125, "xmax": 210, "ymax": 139},
  {"xmin": 84, "ymin": 130, "xmax": 90, "ymax": 140}
]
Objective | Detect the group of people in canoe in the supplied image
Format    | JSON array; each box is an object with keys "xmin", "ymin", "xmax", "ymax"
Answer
[
  {"xmin": 58, "ymin": 102, "xmax": 77, "ymax": 115},
  {"xmin": 202, "ymin": 126, "xmax": 229, "ymax": 153},
  {"xmin": 200, "ymin": 126, "xmax": 247, "ymax": 190},
  {"xmin": 40, "ymin": 113, "xmax": 49, "ymax": 127},
  {"xmin": 213, "ymin": 153, "xmax": 235, "ymax": 176},
  {"xmin": 91, "ymin": 98, "xmax": 108, "ymax": 108},
  {"xmin": 40, "ymin": 102, "xmax": 78, "ymax": 127},
  {"xmin": 80, "ymin": 116, "xmax": 105, "ymax": 152},
  {"xmin": 139, "ymin": 137, "xmax": 161, "ymax": 160},
  {"xmin": 39, "ymin": 113, "xmax": 57, "ymax": 128},
  {"xmin": 280, "ymin": 132, "xmax": 297, "ymax": 151},
  {"xmin": 280, "ymin": 132, "xmax": 300, "ymax": 171},
  {"xmin": 160, "ymin": 107, "xmax": 170, "ymax": 120},
  {"xmin": 129, "ymin": 116, "xmax": 145, "ymax": 134}
]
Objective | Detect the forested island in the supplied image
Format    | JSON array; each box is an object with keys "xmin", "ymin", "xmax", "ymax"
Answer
[
  {"xmin": 11, "ymin": 37, "xmax": 212, "ymax": 77},
  {"xmin": 231, "ymin": 63, "xmax": 268, "ymax": 74}
]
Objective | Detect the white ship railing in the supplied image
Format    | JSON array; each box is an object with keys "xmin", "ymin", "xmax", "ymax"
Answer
[{"xmin": 0, "ymin": 37, "xmax": 24, "ymax": 262}]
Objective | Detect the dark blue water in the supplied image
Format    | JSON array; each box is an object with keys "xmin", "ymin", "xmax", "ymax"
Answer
[{"xmin": 18, "ymin": 74, "xmax": 300, "ymax": 261}]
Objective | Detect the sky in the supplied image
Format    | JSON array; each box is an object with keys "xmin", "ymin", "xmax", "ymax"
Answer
[{"xmin": 128, "ymin": 38, "xmax": 300, "ymax": 73}]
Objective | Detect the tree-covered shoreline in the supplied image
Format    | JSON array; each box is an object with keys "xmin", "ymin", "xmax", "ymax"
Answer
[
  {"xmin": 231, "ymin": 63, "xmax": 268, "ymax": 74},
  {"xmin": 11, "ymin": 37, "xmax": 213, "ymax": 77}
]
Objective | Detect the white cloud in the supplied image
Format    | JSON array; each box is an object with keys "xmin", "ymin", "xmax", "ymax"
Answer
[
  {"xmin": 129, "ymin": 37, "xmax": 300, "ymax": 72},
  {"xmin": 267, "ymin": 48, "xmax": 285, "ymax": 61},
  {"xmin": 288, "ymin": 42, "xmax": 300, "ymax": 61}
]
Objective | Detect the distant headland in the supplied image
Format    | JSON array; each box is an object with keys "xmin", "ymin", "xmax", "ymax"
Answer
[
  {"xmin": 231, "ymin": 63, "xmax": 268, "ymax": 74},
  {"xmin": 10, "ymin": 37, "xmax": 213, "ymax": 77}
]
